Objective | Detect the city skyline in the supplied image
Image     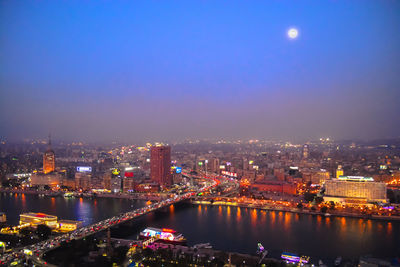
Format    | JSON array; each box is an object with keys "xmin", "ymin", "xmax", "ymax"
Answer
[
  {"xmin": 1, "ymin": 1, "xmax": 399, "ymax": 142},
  {"xmin": 2, "ymin": 1, "xmax": 400, "ymax": 265}
]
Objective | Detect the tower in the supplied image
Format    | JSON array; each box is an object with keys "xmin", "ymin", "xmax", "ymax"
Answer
[
  {"xmin": 302, "ymin": 144, "xmax": 309, "ymax": 159},
  {"xmin": 43, "ymin": 134, "xmax": 55, "ymax": 174},
  {"xmin": 336, "ymin": 165, "xmax": 344, "ymax": 178},
  {"xmin": 150, "ymin": 145, "xmax": 172, "ymax": 187}
]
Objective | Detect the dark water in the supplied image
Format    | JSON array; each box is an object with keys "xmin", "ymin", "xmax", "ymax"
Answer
[
  {"xmin": 0, "ymin": 192, "xmax": 146, "ymax": 226},
  {"xmin": 123, "ymin": 203, "xmax": 400, "ymax": 262},
  {"xmin": 1, "ymin": 193, "xmax": 400, "ymax": 262}
]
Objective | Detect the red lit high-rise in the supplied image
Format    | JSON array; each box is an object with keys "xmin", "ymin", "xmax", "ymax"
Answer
[{"xmin": 150, "ymin": 145, "xmax": 172, "ymax": 187}]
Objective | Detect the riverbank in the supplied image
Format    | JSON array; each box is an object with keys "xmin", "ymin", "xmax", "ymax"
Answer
[
  {"xmin": 0, "ymin": 188, "xmax": 163, "ymax": 200},
  {"xmin": 127, "ymin": 239, "xmax": 284, "ymax": 267},
  {"xmin": 191, "ymin": 200, "xmax": 400, "ymax": 222}
]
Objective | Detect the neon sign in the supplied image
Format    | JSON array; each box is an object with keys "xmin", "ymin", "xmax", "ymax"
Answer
[
  {"xmin": 77, "ymin": 166, "xmax": 92, "ymax": 172},
  {"xmin": 222, "ymin": 171, "xmax": 237, "ymax": 177}
]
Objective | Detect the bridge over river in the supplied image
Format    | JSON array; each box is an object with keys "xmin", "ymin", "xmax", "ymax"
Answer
[{"xmin": 1, "ymin": 175, "xmax": 221, "ymax": 266}]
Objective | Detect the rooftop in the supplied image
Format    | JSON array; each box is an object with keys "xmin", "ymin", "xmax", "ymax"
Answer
[{"xmin": 20, "ymin": 212, "xmax": 58, "ymax": 220}]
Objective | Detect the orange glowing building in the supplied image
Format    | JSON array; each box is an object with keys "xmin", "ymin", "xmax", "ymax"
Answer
[{"xmin": 43, "ymin": 135, "xmax": 55, "ymax": 174}]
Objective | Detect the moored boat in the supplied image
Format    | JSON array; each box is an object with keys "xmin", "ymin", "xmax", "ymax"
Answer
[{"xmin": 139, "ymin": 227, "xmax": 186, "ymax": 244}]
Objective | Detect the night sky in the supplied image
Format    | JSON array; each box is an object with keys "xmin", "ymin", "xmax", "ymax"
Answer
[{"xmin": 1, "ymin": 1, "xmax": 399, "ymax": 142}]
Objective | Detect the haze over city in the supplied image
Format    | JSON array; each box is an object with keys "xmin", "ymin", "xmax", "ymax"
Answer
[
  {"xmin": 2, "ymin": 1, "xmax": 400, "ymax": 266},
  {"xmin": 1, "ymin": 0, "xmax": 399, "ymax": 143}
]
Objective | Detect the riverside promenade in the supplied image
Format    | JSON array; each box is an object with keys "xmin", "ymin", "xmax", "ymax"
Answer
[{"xmin": 191, "ymin": 198, "xmax": 400, "ymax": 222}]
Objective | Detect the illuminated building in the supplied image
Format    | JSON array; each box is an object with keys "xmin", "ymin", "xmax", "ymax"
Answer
[
  {"xmin": 150, "ymin": 145, "xmax": 172, "ymax": 187},
  {"xmin": 273, "ymin": 168, "xmax": 285, "ymax": 181},
  {"xmin": 311, "ymin": 169, "xmax": 330, "ymax": 184},
  {"xmin": 111, "ymin": 177, "xmax": 122, "ymax": 193},
  {"xmin": 122, "ymin": 167, "xmax": 140, "ymax": 192},
  {"xmin": 209, "ymin": 158, "xmax": 220, "ymax": 173},
  {"xmin": 75, "ymin": 171, "xmax": 92, "ymax": 190},
  {"xmin": 0, "ymin": 212, "xmax": 6, "ymax": 223},
  {"xmin": 103, "ymin": 172, "xmax": 112, "ymax": 190},
  {"xmin": 43, "ymin": 135, "xmax": 55, "ymax": 174},
  {"xmin": 302, "ymin": 144, "xmax": 309, "ymax": 159},
  {"xmin": 135, "ymin": 183, "xmax": 160, "ymax": 193},
  {"xmin": 123, "ymin": 177, "xmax": 135, "ymax": 192},
  {"xmin": 62, "ymin": 178, "xmax": 76, "ymax": 189},
  {"xmin": 243, "ymin": 158, "xmax": 249, "ymax": 170},
  {"xmin": 336, "ymin": 165, "xmax": 344, "ymax": 178},
  {"xmin": 20, "ymin": 213, "xmax": 58, "ymax": 229},
  {"xmin": 324, "ymin": 177, "xmax": 387, "ymax": 203},
  {"xmin": 250, "ymin": 181, "xmax": 296, "ymax": 195},
  {"xmin": 58, "ymin": 220, "xmax": 83, "ymax": 232},
  {"xmin": 30, "ymin": 173, "xmax": 61, "ymax": 188}
]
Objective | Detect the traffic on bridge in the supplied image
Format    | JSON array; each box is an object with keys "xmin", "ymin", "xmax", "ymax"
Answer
[{"xmin": 1, "ymin": 173, "xmax": 223, "ymax": 266}]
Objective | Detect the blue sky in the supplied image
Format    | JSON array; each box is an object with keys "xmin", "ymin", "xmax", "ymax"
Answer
[{"xmin": 1, "ymin": 0, "xmax": 399, "ymax": 142}]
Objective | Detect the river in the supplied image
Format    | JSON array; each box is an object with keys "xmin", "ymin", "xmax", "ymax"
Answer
[{"xmin": 1, "ymin": 193, "xmax": 399, "ymax": 262}]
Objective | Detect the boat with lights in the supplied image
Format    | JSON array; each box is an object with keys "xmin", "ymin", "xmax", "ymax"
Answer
[
  {"xmin": 139, "ymin": 227, "xmax": 187, "ymax": 244},
  {"xmin": 281, "ymin": 252, "xmax": 310, "ymax": 265}
]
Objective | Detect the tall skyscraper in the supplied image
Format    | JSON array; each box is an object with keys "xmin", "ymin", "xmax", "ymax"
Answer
[
  {"xmin": 150, "ymin": 145, "xmax": 172, "ymax": 187},
  {"xmin": 43, "ymin": 135, "xmax": 55, "ymax": 174}
]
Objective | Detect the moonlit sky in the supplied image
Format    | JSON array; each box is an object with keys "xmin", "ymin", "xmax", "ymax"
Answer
[{"xmin": 1, "ymin": 1, "xmax": 399, "ymax": 143}]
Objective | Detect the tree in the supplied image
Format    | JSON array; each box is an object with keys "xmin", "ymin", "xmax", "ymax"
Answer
[
  {"xmin": 36, "ymin": 224, "xmax": 52, "ymax": 240},
  {"xmin": 19, "ymin": 228, "xmax": 31, "ymax": 237},
  {"xmin": 303, "ymin": 192, "xmax": 316, "ymax": 203},
  {"xmin": 387, "ymin": 190, "xmax": 395, "ymax": 203},
  {"xmin": 1, "ymin": 181, "xmax": 10, "ymax": 188},
  {"xmin": 320, "ymin": 206, "xmax": 328, "ymax": 213},
  {"xmin": 315, "ymin": 196, "xmax": 324, "ymax": 204},
  {"xmin": 113, "ymin": 245, "xmax": 129, "ymax": 265}
]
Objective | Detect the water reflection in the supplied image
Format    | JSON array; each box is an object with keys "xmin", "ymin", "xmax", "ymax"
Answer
[
  {"xmin": 2, "ymin": 193, "xmax": 400, "ymax": 260},
  {"xmin": 21, "ymin": 194, "xmax": 26, "ymax": 210},
  {"xmin": 260, "ymin": 210, "xmax": 266, "ymax": 225},
  {"xmin": 284, "ymin": 212, "xmax": 291, "ymax": 231},
  {"xmin": 270, "ymin": 211, "xmax": 276, "ymax": 229},
  {"xmin": 316, "ymin": 215, "xmax": 322, "ymax": 229},
  {"xmin": 51, "ymin": 197, "xmax": 56, "ymax": 209},
  {"xmin": 278, "ymin": 211, "xmax": 283, "ymax": 224},
  {"xmin": 236, "ymin": 207, "xmax": 241, "ymax": 221},
  {"xmin": 75, "ymin": 198, "xmax": 92, "ymax": 224},
  {"xmin": 250, "ymin": 209, "xmax": 257, "ymax": 226},
  {"xmin": 341, "ymin": 217, "xmax": 346, "ymax": 226}
]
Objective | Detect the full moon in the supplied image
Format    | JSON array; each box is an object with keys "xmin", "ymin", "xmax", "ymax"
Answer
[{"xmin": 288, "ymin": 28, "xmax": 299, "ymax": 39}]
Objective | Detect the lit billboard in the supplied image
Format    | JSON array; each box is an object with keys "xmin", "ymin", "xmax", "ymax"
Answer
[
  {"xmin": 77, "ymin": 166, "xmax": 92, "ymax": 172},
  {"xmin": 221, "ymin": 171, "xmax": 237, "ymax": 177},
  {"xmin": 125, "ymin": 172, "xmax": 134, "ymax": 178}
]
